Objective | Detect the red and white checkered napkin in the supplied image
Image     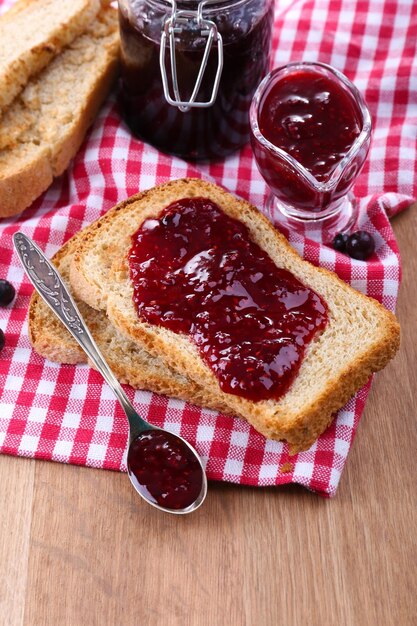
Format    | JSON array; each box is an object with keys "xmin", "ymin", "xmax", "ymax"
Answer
[{"xmin": 0, "ymin": 0, "xmax": 415, "ymax": 496}]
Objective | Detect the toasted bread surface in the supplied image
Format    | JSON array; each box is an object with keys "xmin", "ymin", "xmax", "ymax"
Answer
[
  {"xmin": 0, "ymin": 6, "xmax": 119, "ymax": 218},
  {"xmin": 29, "ymin": 233, "xmax": 233, "ymax": 415},
  {"xmin": 0, "ymin": 0, "xmax": 104, "ymax": 116},
  {"xmin": 69, "ymin": 179, "xmax": 400, "ymax": 452}
]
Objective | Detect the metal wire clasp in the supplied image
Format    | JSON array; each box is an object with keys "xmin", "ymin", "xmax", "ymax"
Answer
[{"xmin": 160, "ymin": 0, "xmax": 224, "ymax": 112}]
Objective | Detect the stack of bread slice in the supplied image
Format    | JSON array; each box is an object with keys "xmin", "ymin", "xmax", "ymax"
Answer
[
  {"xmin": 29, "ymin": 179, "xmax": 401, "ymax": 452},
  {"xmin": 0, "ymin": 0, "xmax": 119, "ymax": 218}
]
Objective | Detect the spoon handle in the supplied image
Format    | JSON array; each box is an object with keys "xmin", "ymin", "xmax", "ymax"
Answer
[{"xmin": 13, "ymin": 232, "xmax": 146, "ymax": 433}]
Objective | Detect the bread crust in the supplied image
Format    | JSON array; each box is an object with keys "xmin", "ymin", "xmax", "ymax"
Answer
[
  {"xmin": 70, "ymin": 179, "xmax": 401, "ymax": 452},
  {"xmin": 0, "ymin": 147, "xmax": 53, "ymax": 218},
  {"xmin": 50, "ymin": 52, "xmax": 118, "ymax": 179}
]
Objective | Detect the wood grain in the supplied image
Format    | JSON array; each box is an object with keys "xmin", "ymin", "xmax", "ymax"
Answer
[
  {"xmin": 0, "ymin": 206, "xmax": 416, "ymax": 626},
  {"xmin": 0, "ymin": 458, "xmax": 35, "ymax": 626}
]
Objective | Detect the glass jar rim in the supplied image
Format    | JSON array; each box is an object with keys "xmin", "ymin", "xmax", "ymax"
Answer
[
  {"xmin": 144, "ymin": 0, "xmax": 258, "ymax": 14},
  {"xmin": 249, "ymin": 61, "xmax": 373, "ymax": 193}
]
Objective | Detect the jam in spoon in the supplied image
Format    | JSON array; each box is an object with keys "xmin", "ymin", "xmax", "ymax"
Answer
[{"xmin": 13, "ymin": 232, "xmax": 207, "ymax": 514}]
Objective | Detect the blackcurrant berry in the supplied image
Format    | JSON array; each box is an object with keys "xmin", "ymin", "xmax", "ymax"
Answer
[
  {"xmin": 346, "ymin": 231, "xmax": 375, "ymax": 261},
  {"xmin": 0, "ymin": 279, "xmax": 15, "ymax": 306},
  {"xmin": 333, "ymin": 232, "xmax": 349, "ymax": 252},
  {"xmin": 0, "ymin": 329, "xmax": 5, "ymax": 352}
]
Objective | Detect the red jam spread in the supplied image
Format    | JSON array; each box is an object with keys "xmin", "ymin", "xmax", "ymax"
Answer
[
  {"xmin": 258, "ymin": 69, "xmax": 362, "ymax": 182},
  {"xmin": 128, "ymin": 198, "xmax": 328, "ymax": 401},
  {"xmin": 128, "ymin": 430, "xmax": 203, "ymax": 510},
  {"xmin": 118, "ymin": 0, "xmax": 273, "ymax": 160}
]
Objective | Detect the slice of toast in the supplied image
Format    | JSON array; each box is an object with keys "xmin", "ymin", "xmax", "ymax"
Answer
[
  {"xmin": 0, "ymin": 6, "xmax": 119, "ymax": 218},
  {"xmin": 0, "ymin": 0, "xmax": 104, "ymax": 116},
  {"xmin": 70, "ymin": 179, "xmax": 400, "ymax": 452},
  {"xmin": 29, "ymin": 232, "xmax": 233, "ymax": 416}
]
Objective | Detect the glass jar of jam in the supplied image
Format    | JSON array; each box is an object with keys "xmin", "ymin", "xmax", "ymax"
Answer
[{"xmin": 118, "ymin": 0, "xmax": 274, "ymax": 161}]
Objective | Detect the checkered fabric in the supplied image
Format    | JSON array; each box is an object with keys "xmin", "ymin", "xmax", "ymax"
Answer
[{"xmin": 0, "ymin": 0, "xmax": 415, "ymax": 496}]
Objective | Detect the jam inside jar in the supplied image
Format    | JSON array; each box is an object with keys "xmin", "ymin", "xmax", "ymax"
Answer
[{"xmin": 118, "ymin": 0, "xmax": 274, "ymax": 161}]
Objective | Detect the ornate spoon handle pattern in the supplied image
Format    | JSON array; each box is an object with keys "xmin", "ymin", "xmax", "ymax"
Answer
[{"xmin": 14, "ymin": 232, "xmax": 85, "ymax": 336}]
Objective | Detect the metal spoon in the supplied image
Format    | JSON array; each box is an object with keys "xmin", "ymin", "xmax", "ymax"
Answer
[{"xmin": 13, "ymin": 232, "xmax": 207, "ymax": 515}]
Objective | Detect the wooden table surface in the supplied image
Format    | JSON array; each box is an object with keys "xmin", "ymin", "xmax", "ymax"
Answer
[{"xmin": 1, "ymin": 207, "xmax": 416, "ymax": 626}]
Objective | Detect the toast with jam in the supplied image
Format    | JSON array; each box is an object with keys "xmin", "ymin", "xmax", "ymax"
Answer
[
  {"xmin": 0, "ymin": 2, "xmax": 119, "ymax": 218},
  {"xmin": 65, "ymin": 179, "xmax": 400, "ymax": 452},
  {"xmin": 28, "ymin": 232, "xmax": 233, "ymax": 416}
]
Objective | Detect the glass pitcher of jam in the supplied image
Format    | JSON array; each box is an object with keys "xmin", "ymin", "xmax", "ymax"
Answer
[
  {"xmin": 250, "ymin": 62, "xmax": 372, "ymax": 236},
  {"xmin": 118, "ymin": 0, "xmax": 274, "ymax": 161}
]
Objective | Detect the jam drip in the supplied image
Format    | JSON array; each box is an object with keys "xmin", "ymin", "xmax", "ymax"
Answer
[{"xmin": 129, "ymin": 198, "xmax": 328, "ymax": 401}]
